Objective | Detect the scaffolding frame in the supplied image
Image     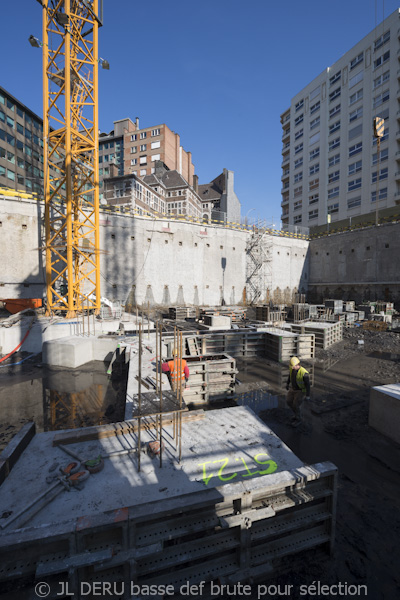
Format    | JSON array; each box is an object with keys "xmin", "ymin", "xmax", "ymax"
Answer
[
  {"xmin": 42, "ymin": 0, "xmax": 101, "ymax": 316},
  {"xmin": 245, "ymin": 227, "xmax": 273, "ymax": 304}
]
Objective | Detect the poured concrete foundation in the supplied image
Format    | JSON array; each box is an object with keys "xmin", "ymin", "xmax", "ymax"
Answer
[{"xmin": 0, "ymin": 406, "xmax": 337, "ymax": 597}]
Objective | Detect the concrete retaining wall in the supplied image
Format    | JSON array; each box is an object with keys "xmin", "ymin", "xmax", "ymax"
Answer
[
  {"xmin": 0, "ymin": 196, "xmax": 309, "ymax": 308},
  {"xmin": 308, "ymin": 222, "xmax": 400, "ymax": 305}
]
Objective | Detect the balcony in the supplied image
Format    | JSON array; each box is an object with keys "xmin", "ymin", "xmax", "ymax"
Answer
[
  {"xmin": 281, "ymin": 156, "xmax": 290, "ymax": 167},
  {"xmin": 282, "ymin": 128, "xmax": 290, "ymax": 141}
]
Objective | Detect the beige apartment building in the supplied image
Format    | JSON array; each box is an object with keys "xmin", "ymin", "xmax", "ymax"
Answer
[{"xmin": 281, "ymin": 8, "xmax": 400, "ymax": 229}]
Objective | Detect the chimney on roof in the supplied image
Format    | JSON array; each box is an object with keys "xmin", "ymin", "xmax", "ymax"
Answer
[
  {"xmin": 193, "ymin": 174, "xmax": 198, "ymax": 193},
  {"xmin": 135, "ymin": 117, "xmax": 139, "ymax": 130}
]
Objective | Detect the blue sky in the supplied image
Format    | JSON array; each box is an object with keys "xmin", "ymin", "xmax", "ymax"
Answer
[{"xmin": 1, "ymin": 0, "xmax": 399, "ymax": 225}]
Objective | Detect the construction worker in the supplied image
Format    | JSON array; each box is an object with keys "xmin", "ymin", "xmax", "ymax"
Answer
[
  {"xmin": 286, "ymin": 356, "xmax": 311, "ymax": 425},
  {"xmin": 162, "ymin": 349, "xmax": 189, "ymax": 392}
]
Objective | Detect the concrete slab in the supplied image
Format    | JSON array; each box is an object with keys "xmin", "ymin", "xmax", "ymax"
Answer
[
  {"xmin": 0, "ymin": 406, "xmax": 305, "ymax": 532},
  {"xmin": 369, "ymin": 383, "xmax": 400, "ymax": 444}
]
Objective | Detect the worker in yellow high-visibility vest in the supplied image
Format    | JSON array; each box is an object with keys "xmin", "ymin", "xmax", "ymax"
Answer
[{"xmin": 286, "ymin": 356, "xmax": 311, "ymax": 426}]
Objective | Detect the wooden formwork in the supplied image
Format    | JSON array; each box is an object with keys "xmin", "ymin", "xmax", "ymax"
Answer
[
  {"xmin": 183, "ymin": 354, "xmax": 237, "ymax": 406},
  {"xmin": 201, "ymin": 306, "xmax": 247, "ymax": 322},
  {"xmin": 290, "ymin": 321, "xmax": 343, "ymax": 350},
  {"xmin": 0, "ymin": 462, "xmax": 337, "ymax": 598}
]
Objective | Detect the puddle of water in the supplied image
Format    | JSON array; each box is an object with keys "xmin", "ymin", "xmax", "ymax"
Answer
[
  {"xmin": 0, "ymin": 358, "xmax": 127, "ymax": 450},
  {"xmin": 368, "ymin": 351, "xmax": 400, "ymax": 361},
  {"xmin": 233, "ymin": 388, "xmax": 283, "ymax": 413}
]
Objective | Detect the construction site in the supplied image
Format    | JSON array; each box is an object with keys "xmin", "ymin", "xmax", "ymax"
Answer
[{"xmin": 1, "ymin": 2, "xmax": 400, "ymax": 600}]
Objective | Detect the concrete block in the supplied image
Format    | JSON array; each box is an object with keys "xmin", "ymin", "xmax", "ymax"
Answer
[
  {"xmin": 203, "ymin": 315, "xmax": 231, "ymax": 329},
  {"xmin": 42, "ymin": 336, "xmax": 94, "ymax": 368},
  {"xmin": 369, "ymin": 384, "xmax": 400, "ymax": 444}
]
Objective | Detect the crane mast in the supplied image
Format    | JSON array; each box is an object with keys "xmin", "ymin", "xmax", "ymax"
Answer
[{"xmin": 41, "ymin": 0, "xmax": 101, "ymax": 316}]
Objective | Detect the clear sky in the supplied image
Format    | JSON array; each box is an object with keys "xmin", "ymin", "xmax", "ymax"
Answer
[{"xmin": 1, "ymin": 0, "xmax": 399, "ymax": 226}]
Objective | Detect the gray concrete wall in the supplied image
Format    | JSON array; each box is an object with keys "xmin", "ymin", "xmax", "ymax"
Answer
[
  {"xmin": 0, "ymin": 196, "xmax": 308, "ymax": 309},
  {"xmin": 308, "ymin": 222, "xmax": 400, "ymax": 305}
]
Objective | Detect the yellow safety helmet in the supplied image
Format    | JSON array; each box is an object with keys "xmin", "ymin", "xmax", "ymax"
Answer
[
  {"xmin": 289, "ymin": 356, "xmax": 300, "ymax": 367},
  {"xmin": 173, "ymin": 348, "xmax": 178, "ymax": 357}
]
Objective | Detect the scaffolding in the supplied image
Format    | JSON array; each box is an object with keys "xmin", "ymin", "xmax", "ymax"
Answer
[
  {"xmin": 41, "ymin": 0, "xmax": 101, "ymax": 316},
  {"xmin": 245, "ymin": 226, "xmax": 273, "ymax": 304}
]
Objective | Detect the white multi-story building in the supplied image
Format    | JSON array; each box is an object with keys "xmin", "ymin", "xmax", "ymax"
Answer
[{"xmin": 281, "ymin": 8, "xmax": 400, "ymax": 229}]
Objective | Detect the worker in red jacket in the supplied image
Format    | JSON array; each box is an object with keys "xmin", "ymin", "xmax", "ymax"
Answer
[{"xmin": 162, "ymin": 349, "xmax": 189, "ymax": 391}]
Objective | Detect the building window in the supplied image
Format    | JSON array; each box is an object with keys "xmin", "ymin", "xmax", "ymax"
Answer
[
  {"xmin": 349, "ymin": 106, "xmax": 363, "ymax": 122},
  {"xmin": 151, "ymin": 154, "xmax": 161, "ymax": 162},
  {"xmin": 309, "ymin": 209, "xmax": 319, "ymax": 220},
  {"xmin": 151, "ymin": 141, "xmax": 161, "ymax": 149},
  {"xmin": 131, "ymin": 134, "xmax": 137, "ymax": 141},
  {"xmin": 372, "ymin": 128, "xmax": 389, "ymax": 145},
  {"xmin": 310, "ymin": 100, "xmax": 320, "ymax": 115},
  {"xmin": 310, "ymin": 85, "xmax": 320, "ymax": 100},
  {"xmin": 294, "ymin": 142, "xmax": 303, "ymax": 154},
  {"xmin": 294, "ymin": 171, "xmax": 303, "ymax": 183},
  {"xmin": 329, "ymin": 88, "xmax": 341, "ymax": 103},
  {"xmin": 328, "ymin": 153, "xmax": 340, "ymax": 167},
  {"xmin": 373, "ymin": 70, "xmax": 390, "ymax": 89},
  {"xmin": 294, "ymin": 114, "xmax": 303, "ymax": 127},
  {"xmin": 131, "ymin": 159, "xmax": 137, "ymax": 165},
  {"xmin": 374, "ymin": 30, "xmax": 390, "ymax": 51},
  {"xmin": 371, "ymin": 167, "xmax": 388, "ymax": 183},
  {"xmin": 131, "ymin": 146, "xmax": 137, "ymax": 154},
  {"xmin": 349, "ymin": 89, "xmax": 363, "ymax": 105},
  {"xmin": 329, "ymin": 104, "xmax": 341, "ymax": 119},
  {"xmin": 371, "ymin": 187, "xmax": 387, "ymax": 202},
  {"xmin": 309, "ymin": 147, "xmax": 320, "ymax": 161},
  {"xmin": 328, "ymin": 170, "xmax": 340, "ymax": 183},
  {"xmin": 293, "ymin": 185, "xmax": 302, "ymax": 198},
  {"xmin": 139, "ymin": 156, "xmax": 147, "ymax": 165},
  {"xmin": 329, "ymin": 70, "xmax": 341, "ymax": 86},
  {"xmin": 348, "ymin": 177, "xmax": 362, "ymax": 191},
  {"xmin": 309, "ymin": 178, "xmax": 319, "ymax": 191},
  {"xmin": 294, "ymin": 157, "xmax": 303, "ymax": 169},
  {"xmin": 293, "ymin": 200, "xmax": 302, "ymax": 210},
  {"xmin": 7, "ymin": 151, "xmax": 15, "ymax": 164},
  {"xmin": 348, "ymin": 160, "xmax": 362, "ymax": 175},
  {"xmin": 295, "ymin": 99, "xmax": 304, "ymax": 112},
  {"xmin": 348, "ymin": 196, "xmax": 361, "ymax": 209},
  {"xmin": 310, "ymin": 116, "xmax": 320, "ymax": 130},
  {"xmin": 309, "ymin": 193, "xmax": 319, "ymax": 205},
  {"xmin": 140, "ymin": 132, "xmax": 147, "ymax": 139},
  {"xmin": 349, "ymin": 70, "xmax": 363, "ymax": 88},
  {"xmin": 374, "ymin": 50, "xmax": 390, "ymax": 69},
  {"xmin": 309, "ymin": 163, "xmax": 319, "ymax": 176},
  {"xmin": 329, "ymin": 120, "xmax": 340, "ymax": 135},
  {"xmin": 140, "ymin": 144, "xmax": 147, "ymax": 151},
  {"xmin": 293, "ymin": 215, "xmax": 302, "ymax": 224},
  {"xmin": 151, "ymin": 128, "xmax": 160, "ymax": 136},
  {"xmin": 328, "ymin": 186, "xmax": 339, "ymax": 199},
  {"xmin": 294, "ymin": 128, "xmax": 303, "ymax": 140},
  {"xmin": 373, "ymin": 89, "xmax": 389, "ymax": 108},
  {"xmin": 328, "ymin": 202, "xmax": 339, "ymax": 214},
  {"xmin": 350, "ymin": 52, "xmax": 363, "ymax": 70},
  {"xmin": 349, "ymin": 142, "xmax": 362, "ymax": 157},
  {"xmin": 140, "ymin": 169, "xmax": 146, "ymax": 175},
  {"xmin": 372, "ymin": 148, "xmax": 388, "ymax": 165},
  {"xmin": 7, "ymin": 168, "xmax": 15, "ymax": 181},
  {"xmin": 329, "ymin": 137, "xmax": 340, "ymax": 151}
]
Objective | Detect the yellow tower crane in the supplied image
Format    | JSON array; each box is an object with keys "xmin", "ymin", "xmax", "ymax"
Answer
[{"xmin": 38, "ymin": 0, "xmax": 103, "ymax": 316}]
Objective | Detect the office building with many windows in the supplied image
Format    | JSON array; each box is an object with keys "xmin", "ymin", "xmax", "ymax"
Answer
[
  {"xmin": 281, "ymin": 9, "xmax": 400, "ymax": 229},
  {"xmin": 0, "ymin": 86, "xmax": 44, "ymax": 195}
]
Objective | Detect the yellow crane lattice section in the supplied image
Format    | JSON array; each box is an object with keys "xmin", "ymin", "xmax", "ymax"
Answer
[{"xmin": 41, "ymin": 0, "xmax": 100, "ymax": 316}]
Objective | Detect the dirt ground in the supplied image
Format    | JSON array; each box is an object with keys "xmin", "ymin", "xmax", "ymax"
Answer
[{"xmin": 1, "ymin": 328, "xmax": 400, "ymax": 599}]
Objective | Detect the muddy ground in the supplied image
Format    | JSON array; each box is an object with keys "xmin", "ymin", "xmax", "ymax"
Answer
[
  {"xmin": 230, "ymin": 327, "xmax": 400, "ymax": 600},
  {"xmin": 0, "ymin": 327, "xmax": 400, "ymax": 598}
]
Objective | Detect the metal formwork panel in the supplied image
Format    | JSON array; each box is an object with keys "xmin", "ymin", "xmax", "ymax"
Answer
[{"xmin": 0, "ymin": 463, "xmax": 337, "ymax": 598}]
